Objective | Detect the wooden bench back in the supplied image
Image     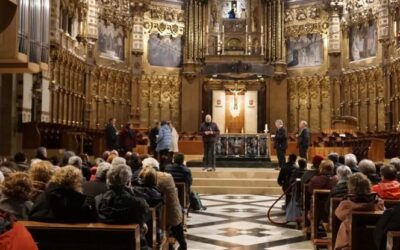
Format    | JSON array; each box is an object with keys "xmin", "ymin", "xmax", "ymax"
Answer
[
  {"xmin": 351, "ymin": 211, "xmax": 383, "ymax": 250},
  {"xmin": 384, "ymin": 199, "xmax": 400, "ymax": 209},
  {"xmin": 303, "ymin": 183, "xmax": 312, "ymax": 237},
  {"xmin": 147, "ymin": 202, "xmax": 167, "ymax": 249},
  {"xmin": 311, "ymin": 189, "xmax": 331, "ymax": 241},
  {"xmin": 387, "ymin": 231, "xmax": 400, "ymax": 250},
  {"xmin": 330, "ymin": 197, "xmax": 343, "ymax": 248},
  {"xmin": 175, "ymin": 182, "xmax": 188, "ymax": 208},
  {"xmin": 20, "ymin": 221, "xmax": 140, "ymax": 250}
]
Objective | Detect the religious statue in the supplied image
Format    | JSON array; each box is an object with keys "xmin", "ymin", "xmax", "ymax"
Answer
[{"xmin": 228, "ymin": 83, "xmax": 245, "ymax": 112}]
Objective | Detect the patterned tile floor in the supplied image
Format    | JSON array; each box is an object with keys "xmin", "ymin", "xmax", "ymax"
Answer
[{"xmin": 186, "ymin": 195, "xmax": 313, "ymax": 250}]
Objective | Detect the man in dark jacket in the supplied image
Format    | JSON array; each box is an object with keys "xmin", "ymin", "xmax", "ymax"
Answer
[
  {"xmin": 149, "ymin": 121, "xmax": 160, "ymax": 157},
  {"xmin": 119, "ymin": 123, "xmax": 137, "ymax": 155},
  {"xmin": 165, "ymin": 153, "xmax": 193, "ymax": 202},
  {"xmin": 297, "ymin": 120, "xmax": 309, "ymax": 159},
  {"xmin": 105, "ymin": 118, "xmax": 118, "ymax": 150},
  {"xmin": 274, "ymin": 119, "xmax": 288, "ymax": 169},
  {"xmin": 200, "ymin": 114, "xmax": 220, "ymax": 172}
]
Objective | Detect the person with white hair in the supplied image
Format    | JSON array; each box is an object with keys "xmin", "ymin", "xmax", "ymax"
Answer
[
  {"xmin": 82, "ymin": 162, "xmax": 111, "ymax": 197},
  {"xmin": 68, "ymin": 155, "xmax": 91, "ymax": 181},
  {"xmin": 95, "ymin": 164, "xmax": 150, "ymax": 228},
  {"xmin": 297, "ymin": 120, "xmax": 309, "ymax": 159},
  {"xmin": 344, "ymin": 154, "xmax": 358, "ymax": 173},
  {"xmin": 358, "ymin": 159, "xmax": 381, "ymax": 185},
  {"xmin": 199, "ymin": 114, "xmax": 220, "ymax": 172},
  {"xmin": 331, "ymin": 165, "xmax": 352, "ymax": 197},
  {"xmin": 111, "ymin": 157, "xmax": 126, "ymax": 167},
  {"xmin": 390, "ymin": 157, "xmax": 400, "ymax": 172},
  {"xmin": 68, "ymin": 156, "xmax": 83, "ymax": 169},
  {"xmin": 142, "ymin": 158, "xmax": 187, "ymax": 250}
]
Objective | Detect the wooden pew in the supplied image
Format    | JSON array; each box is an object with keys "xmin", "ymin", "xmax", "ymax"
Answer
[
  {"xmin": 20, "ymin": 221, "xmax": 141, "ymax": 250},
  {"xmin": 303, "ymin": 183, "xmax": 312, "ymax": 239},
  {"xmin": 147, "ymin": 202, "xmax": 167, "ymax": 250},
  {"xmin": 311, "ymin": 190, "xmax": 331, "ymax": 249},
  {"xmin": 351, "ymin": 211, "xmax": 383, "ymax": 250},
  {"xmin": 175, "ymin": 182, "xmax": 189, "ymax": 228},
  {"xmin": 330, "ymin": 197, "xmax": 343, "ymax": 250},
  {"xmin": 387, "ymin": 231, "xmax": 400, "ymax": 250},
  {"xmin": 384, "ymin": 199, "xmax": 400, "ymax": 209}
]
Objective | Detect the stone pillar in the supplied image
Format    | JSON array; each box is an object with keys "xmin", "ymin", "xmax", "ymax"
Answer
[
  {"xmin": 378, "ymin": 0, "xmax": 392, "ymax": 130},
  {"xmin": 0, "ymin": 74, "xmax": 18, "ymax": 156},
  {"xmin": 130, "ymin": 2, "xmax": 149, "ymax": 126},
  {"xmin": 41, "ymin": 71, "xmax": 51, "ymax": 122},
  {"xmin": 328, "ymin": 3, "xmax": 344, "ymax": 120},
  {"xmin": 181, "ymin": 76, "xmax": 202, "ymax": 132},
  {"xmin": 182, "ymin": 0, "xmax": 206, "ymax": 131},
  {"xmin": 22, "ymin": 73, "xmax": 33, "ymax": 123},
  {"xmin": 267, "ymin": 78, "xmax": 288, "ymax": 132}
]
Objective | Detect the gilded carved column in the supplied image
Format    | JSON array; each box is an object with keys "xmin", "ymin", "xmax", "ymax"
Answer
[{"xmin": 262, "ymin": 0, "xmax": 286, "ymax": 77}]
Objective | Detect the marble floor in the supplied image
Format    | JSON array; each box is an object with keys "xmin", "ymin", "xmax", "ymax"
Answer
[{"xmin": 186, "ymin": 194, "xmax": 313, "ymax": 250}]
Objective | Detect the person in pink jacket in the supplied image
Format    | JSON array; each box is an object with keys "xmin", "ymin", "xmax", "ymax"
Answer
[{"xmin": 335, "ymin": 173, "xmax": 384, "ymax": 250}]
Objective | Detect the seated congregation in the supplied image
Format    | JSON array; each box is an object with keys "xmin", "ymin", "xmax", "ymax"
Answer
[
  {"xmin": 0, "ymin": 148, "xmax": 193, "ymax": 250},
  {"xmin": 277, "ymin": 152, "xmax": 400, "ymax": 250}
]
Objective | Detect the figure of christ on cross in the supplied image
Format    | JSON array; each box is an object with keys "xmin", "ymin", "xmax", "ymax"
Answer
[{"xmin": 228, "ymin": 83, "xmax": 245, "ymax": 111}]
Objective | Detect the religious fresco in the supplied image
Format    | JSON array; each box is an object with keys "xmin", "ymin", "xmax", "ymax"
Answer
[
  {"xmin": 98, "ymin": 20, "xmax": 125, "ymax": 61},
  {"xmin": 148, "ymin": 33, "xmax": 182, "ymax": 68},
  {"xmin": 286, "ymin": 33, "xmax": 324, "ymax": 68},
  {"xmin": 349, "ymin": 22, "xmax": 377, "ymax": 61}
]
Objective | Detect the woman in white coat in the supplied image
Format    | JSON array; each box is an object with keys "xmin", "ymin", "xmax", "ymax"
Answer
[{"xmin": 169, "ymin": 122, "xmax": 179, "ymax": 156}]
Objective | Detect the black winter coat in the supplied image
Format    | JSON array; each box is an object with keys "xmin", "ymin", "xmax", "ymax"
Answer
[
  {"xmin": 95, "ymin": 187, "xmax": 149, "ymax": 225},
  {"xmin": 29, "ymin": 183, "xmax": 97, "ymax": 222}
]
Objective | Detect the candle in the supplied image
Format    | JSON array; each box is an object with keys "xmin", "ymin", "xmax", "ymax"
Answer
[{"xmin": 264, "ymin": 123, "xmax": 268, "ymax": 132}]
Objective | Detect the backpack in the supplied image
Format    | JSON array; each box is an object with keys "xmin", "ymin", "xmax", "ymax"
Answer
[{"xmin": 190, "ymin": 192, "xmax": 206, "ymax": 211}]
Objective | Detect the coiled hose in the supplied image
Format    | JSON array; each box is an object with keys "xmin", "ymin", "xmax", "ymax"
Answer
[{"xmin": 266, "ymin": 180, "xmax": 298, "ymax": 226}]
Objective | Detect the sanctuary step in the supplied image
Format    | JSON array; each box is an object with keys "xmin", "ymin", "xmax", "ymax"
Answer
[{"xmin": 191, "ymin": 168, "xmax": 281, "ymax": 195}]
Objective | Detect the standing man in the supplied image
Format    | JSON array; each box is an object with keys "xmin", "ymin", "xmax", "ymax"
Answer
[
  {"xmin": 274, "ymin": 119, "xmax": 288, "ymax": 169},
  {"xmin": 149, "ymin": 121, "xmax": 160, "ymax": 157},
  {"xmin": 200, "ymin": 114, "xmax": 220, "ymax": 172},
  {"xmin": 297, "ymin": 120, "xmax": 310, "ymax": 160},
  {"xmin": 105, "ymin": 118, "xmax": 118, "ymax": 150}
]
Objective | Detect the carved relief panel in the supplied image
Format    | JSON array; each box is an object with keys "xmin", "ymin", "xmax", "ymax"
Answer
[{"xmin": 287, "ymin": 75, "xmax": 331, "ymax": 132}]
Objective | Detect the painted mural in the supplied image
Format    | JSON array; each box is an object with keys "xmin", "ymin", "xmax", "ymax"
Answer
[
  {"xmin": 98, "ymin": 20, "xmax": 125, "ymax": 61},
  {"xmin": 148, "ymin": 33, "xmax": 182, "ymax": 68},
  {"xmin": 349, "ymin": 22, "xmax": 377, "ymax": 61},
  {"xmin": 286, "ymin": 33, "xmax": 324, "ymax": 68}
]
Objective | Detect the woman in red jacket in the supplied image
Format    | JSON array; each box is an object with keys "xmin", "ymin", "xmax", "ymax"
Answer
[{"xmin": 0, "ymin": 212, "xmax": 38, "ymax": 250}]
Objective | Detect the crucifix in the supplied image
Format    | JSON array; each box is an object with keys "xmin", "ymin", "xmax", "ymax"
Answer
[{"xmin": 228, "ymin": 83, "xmax": 245, "ymax": 110}]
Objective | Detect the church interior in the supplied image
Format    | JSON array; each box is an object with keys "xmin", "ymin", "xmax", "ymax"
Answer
[{"xmin": 1, "ymin": 0, "xmax": 400, "ymax": 249}]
